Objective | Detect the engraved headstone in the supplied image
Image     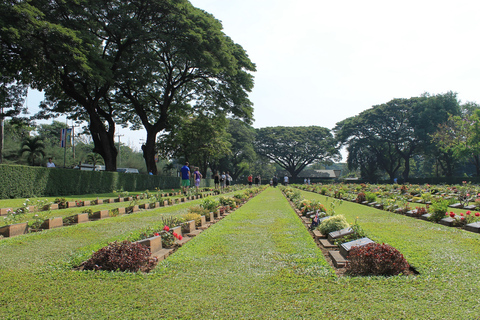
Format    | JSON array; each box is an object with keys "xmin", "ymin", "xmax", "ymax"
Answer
[
  {"xmin": 439, "ymin": 217, "xmax": 456, "ymax": 227},
  {"xmin": 328, "ymin": 227, "xmax": 353, "ymax": 242},
  {"xmin": 339, "ymin": 237, "xmax": 375, "ymax": 258},
  {"xmin": 449, "ymin": 203, "xmax": 463, "ymax": 209},
  {"xmin": 464, "ymin": 222, "xmax": 480, "ymax": 233}
]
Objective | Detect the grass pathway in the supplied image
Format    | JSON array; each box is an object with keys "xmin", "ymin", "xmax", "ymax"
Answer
[{"xmin": 1, "ymin": 187, "xmax": 479, "ymax": 318}]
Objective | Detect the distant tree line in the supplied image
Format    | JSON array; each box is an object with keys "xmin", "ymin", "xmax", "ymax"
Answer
[{"xmin": 334, "ymin": 92, "xmax": 480, "ymax": 182}]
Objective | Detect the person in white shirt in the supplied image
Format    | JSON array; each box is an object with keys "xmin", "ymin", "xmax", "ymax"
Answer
[{"xmin": 46, "ymin": 158, "xmax": 55, "ymax": 168}]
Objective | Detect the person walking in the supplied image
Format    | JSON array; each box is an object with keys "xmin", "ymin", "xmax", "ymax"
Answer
[
  {"xmin": 214, "ymin": 171, "xmax": 220, "ymax": 189},
  {"xmin": 193, "ymin": 167, "xmax": 202, "ymax": 193},
  {"xmin": 247, "ymin": 174, "xmax": 253, "ymax": 187},
  {"xmin": 225, "ymin": 171, "xmax": 232, "ymax": 187},
  {"xmin": 221, "ymin": 172, "xmax": 226, "ymax": 189},
  {"xmin": 284, "ymin": 175, "xmax": 289, "ymax": 186},
  {"xmin": 272, "ymin": 175, "xmax": 278, "ymax": 187},
  {"xmin": 180, "ymin": 162, "xmax": 190, "ymax": 195},
  {"xmin": 254, "ymin": 175, "xmax": 259, "ymax": 186}
]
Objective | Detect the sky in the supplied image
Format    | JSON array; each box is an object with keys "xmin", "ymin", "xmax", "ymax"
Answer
[{"xmin": 27, "ymin": 0, "xmax": 480, "ymax": 151}]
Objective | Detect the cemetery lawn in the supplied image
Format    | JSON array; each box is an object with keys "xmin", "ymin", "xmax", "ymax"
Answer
[{"xmin": 0, "ymin": 188, "xmax": 479, "ymax": 319}]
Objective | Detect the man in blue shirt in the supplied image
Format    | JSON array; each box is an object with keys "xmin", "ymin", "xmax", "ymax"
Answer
[{"xmin": 180, "ymin": 162, "xmax": 190, "ymax": 194}]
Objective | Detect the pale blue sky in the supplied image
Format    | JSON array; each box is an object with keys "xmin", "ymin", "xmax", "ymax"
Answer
[{"xmin": 27, "ymin": 0, "xmax": 480, "ymax": 151}]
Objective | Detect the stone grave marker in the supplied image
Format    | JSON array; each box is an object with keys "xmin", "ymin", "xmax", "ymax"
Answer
[
  {"xmin": 339, "ymin": 237, "xmax": 375, "ymax": 258},
  {"xmin": 0, "ymin": 222, "xmax": 28, "ymax": 237},
  {"xmin": 0, "ymin": 208, "xmax": 13, "ymax": 216},
  {"xmin": 328, "ymin": 227, "xmax": 353, "ymax": 242},
  {"xmin": 464, "ymin": 205, "xmax": 477, "ymax": 210},
  {"xmin": 420, "ymin": 213, "xmax": 432, "ymax": 221},
  {"xmin": 449, "ymin": 203, "xmax": 463, "ymax": 209},
  {"xmin": 405, "ymin": 210, "xmax": 415, "ymax": 217},
  {"xmin": 439, "ymin": 217, "xmax": 456, "ymax": 227},
  {"xmin": 464, "ymin": 222, "xmax": 480, "ymax": 233},
  {"xmin": 41, "ymin": 217, "xmax": 63, "ymax": 229}
]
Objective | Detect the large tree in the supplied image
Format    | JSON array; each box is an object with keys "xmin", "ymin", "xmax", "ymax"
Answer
[
  {"xmin": 1, "ymin": 0, "xmax": 199, "ymax": 171},
  {"xmin": 156, "ymin": 112, "xmax": 231, "ymax": 176},
  {"xmin": 335, "ymin": 92, "xmax": 460, "ymax": 181},
  {"xmin": 116, "ymin": 5, "xmax": 255, "ymax": 174},
  {"xmin": 254, "ymin": 126, "xmax": 340, "ymax": 180},
  {"xmin": 210, "ymin": 119, "xmax": 256, "ymax": 180},
  {"xmin": 431, "ymin": 103, "xmax": 480, "ymax": 176}
]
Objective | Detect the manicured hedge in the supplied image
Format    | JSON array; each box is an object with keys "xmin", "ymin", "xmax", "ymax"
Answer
[{"xmin": 0, "ymin": 164, "xmax": 187, "ymax": 198}]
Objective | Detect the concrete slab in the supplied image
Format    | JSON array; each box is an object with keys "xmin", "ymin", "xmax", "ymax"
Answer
[{"xmin": 329, "ymin": 251, "xmax": 347, "ymax": 268}]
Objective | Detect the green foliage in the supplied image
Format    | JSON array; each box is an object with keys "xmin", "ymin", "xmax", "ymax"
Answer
[
  {"xmin": 0, "ymin": 164, "xmax": 180, "ymax": 198},
  {"xmin": 187, "ymin": 205, "xmax": 209, "ymax": 216},
  {"xmin": 254, "ymin": 126, "xmax": 340, "ymax": 179},
  {"xmin": 365, "ymin": 192, "xmax": 377, "ymax": 203},
  {"xmin": 429, "ymin": 199, "xmax": 449, "ymax": 222},
  {"xmin": 183, "ymin": 212, "xmax": 202, "ymax": 227},
  {"xmin": 218, "ymin": 196, "xmax": 236, "ymax": 208},
  {"xmin": 333, "ymin": 219, "xmax": 367, "ymax": 246},
  {"xmin": 200, "ymin": 198, "xmax": 219, "ymax": 212},
  {"xmin": 318, "ymin": 215, "xmax": 350, "ymax": 235}
]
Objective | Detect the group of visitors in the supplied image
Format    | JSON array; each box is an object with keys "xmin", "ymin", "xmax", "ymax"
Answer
[
  {"xmin": 247, "ymin": 174, "xmax": 261, "ymax": 187},
  {"xmin": 269, "ymin": 175, "xmax": 289, "ymax": 187},
  {"xmin": 180, "ymin": 162, "xmax": 203, "ymax": 194},
  {"xmin": 213, "ymin": 171, "xmax": 232, "ymax": 189}
]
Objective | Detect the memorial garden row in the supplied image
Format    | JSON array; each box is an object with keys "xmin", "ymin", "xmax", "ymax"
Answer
[
  {"xmin": 281, "ymin": 186, "xmax": 415, "ymax": 276},
  {"xmin": 296, "ymin": 182, "xmax": 480, "ymax": 234},
  {"xmin": 76, "ymin": 186, "xmax": 266, "ymax": 272},
  {"xmin": 0, "ymin": 186, "xmax": 247, "ymax": 239}
]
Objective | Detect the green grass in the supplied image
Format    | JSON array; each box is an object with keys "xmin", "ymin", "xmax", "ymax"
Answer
[{"xmin": 0, "ymin": 187, "xmax": 479, "ymax": 319}]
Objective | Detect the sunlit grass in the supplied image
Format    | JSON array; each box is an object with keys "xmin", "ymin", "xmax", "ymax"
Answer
[{"xmin": 0, "ymin": 187, "xmax": 479, "ymax": 319}]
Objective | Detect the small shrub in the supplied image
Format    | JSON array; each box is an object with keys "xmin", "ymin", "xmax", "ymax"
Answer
[
  {"xmin": 109, "ymin": 208, "xmax": 120, "ymax": 217},
  {"xmin": 333, "ymin": 219, "xmax": 366, "ymax": 246},
  {"xmin": 412, "ymin": 206, "xmax": 427, "ymax": 218},
  {"xmin": 160, "ymin": 230, "xmax": 176, "ymax": 247},
  {"xmin": 318, "ymin": 215, "xmax": 349, "ymax": 235},
  {"xmin": 365, "ymin": 192, "xmax": 376, "ymax": 203},
  {"xmin": 82, "ymin": 241, "xmax": 158, "ymax": 272},
  {"xmin": 54, "ymin": 197, "xmax": 67, "ymax": 208},
  {"xmin": 356, "ymin": 192, "xmax": 366, "ymax": 203},
  {"xmin": 183, "ymin": 212, "xmax": 202, "ymax": 227},
  {"xmin": 429, "ymin": 199, "xmax": 449, "ymax": 222},
  {"xmin": 200, "ymin": 198, "xmax": 219, "ymax": 212},
  {"xmin": 346, "ymin": 243, "xmax": 410, "ymax": 276}
]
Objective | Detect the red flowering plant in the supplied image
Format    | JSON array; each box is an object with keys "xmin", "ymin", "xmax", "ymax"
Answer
[
  {"xmin": 346, "ymin": 243, "xmax": 410, "ymax": 276},
  {"xmin": 82, "ymin": 241, "xmax": 158, "ymax": 272},
  {"xmin": 412, "ymin": 206, "xmax": 428, "ymax": 218},
  {"xmin": 446, "ymin": 211, "xmax": 480, "ymax": 227},
  {"xmin": 356, "ymin": 192, "xmax": 366, "ymax": 203}
]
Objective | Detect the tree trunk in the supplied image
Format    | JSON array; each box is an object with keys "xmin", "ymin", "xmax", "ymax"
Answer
[
  {"xmin": 0, "ymin": 116, "xmax": 3, "ymax": 164},
  {"xmin": 473, "ymin": 155, "xmax": 480, "ymax": 177},
  {"xmin": 89, "ymin": 115, "xmax": 117, "ymax": 171},
  {"xmin": 142, "ymin": 130, "xmax": 158, "ymax": 175},
  {"xmin": 402, "ymin": 159, "xmax": 409, "ymax": 182}
]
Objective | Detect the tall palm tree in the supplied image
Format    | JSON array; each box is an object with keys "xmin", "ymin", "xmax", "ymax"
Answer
[{"xmin": 19, "ymin": 136, "xmax": 45, "ymax": 166}]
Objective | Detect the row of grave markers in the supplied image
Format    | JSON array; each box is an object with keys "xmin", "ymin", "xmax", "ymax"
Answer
[{"xmin": 0, "ymin": 193, "xmax": 214, "ymax": 238}]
